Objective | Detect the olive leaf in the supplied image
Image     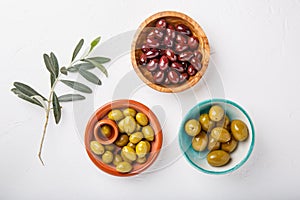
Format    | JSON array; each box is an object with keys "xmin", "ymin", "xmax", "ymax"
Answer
[
  {"xmin": 50, "ymin": 52, "xmax": 59, "ymax": 77},
  {"xmin": 60, "ymin": 67, "xmax": 68, "ymax": 75},
  {"xmin": 84, "ymin": 58, "xmax": 108, "ymax": 77},
  {"xmin": 50, "ymin": 74, "xmax": 55, "ymax": 87},
  {"xmin": 89, "ymin": 36, "xmax": 101, "ymax": 53},
  {"xmin": 60, "ymin": 79, "xmax": 92, "ymax": 93},
  {"xmin": 31, "ymin": 95, "xmax": 47, "ymax": 110},
  {"xmin": 13, "ymin": 82, "xmax": 46, "ymax": 100},
  {"xmin": 87, "ymin": 57, "xmax": 111, "ymax": 64},
  {"xmin": 43, "ymin": 54, "xmax": 57, "ymax": 78},
  {"xmin": 79, "ymin": 69, "xmax": 101, "ymax": 85},
  {"xmin": 67, "ymin": 66, "xmax": 78, "ymax": 72},
  {"xmin": 72, "ymin": 39, "xmax": 84, "ymax": 61},
  {"xmin": 58, "ymin": 94, "xmax": 85, "ymax": 102},
  {"xmin": 52, "ymin": 92, "xmax": 61, "ymax": 124},
  {"xmin": 11, "ymin": 88, "xmax": 43, "ymax": 107}
]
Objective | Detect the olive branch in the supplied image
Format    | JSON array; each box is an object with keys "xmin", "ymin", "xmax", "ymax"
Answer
[{"xmin": 11, "ymin": 37, "xmax": 110, "ymax": 165}]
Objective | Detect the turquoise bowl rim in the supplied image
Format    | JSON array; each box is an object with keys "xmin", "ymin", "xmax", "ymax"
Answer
[{"xmin": 178, "ymin": 98, "xmax": 255, "ymax": 175}]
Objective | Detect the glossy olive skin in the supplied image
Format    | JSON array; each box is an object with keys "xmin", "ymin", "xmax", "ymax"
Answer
[
  {"xmin": 121, "ymin": 146, "xmax": 137, "ymax": 161},
  {"xmin": 102, "ymin": 151, "xmax": 114, "ymax": 164},
  {"xmin": 222, "ymin": 138, "xmax": 238, "ymax": 153},
  {"xmin": 123, "ymin": 116, "xmax": 136, "ymax": 134},
  {"xmin": 199, "ymin": 113, "xmax": 215, "ymax": 132},
  {"xmin": 185, "ymin": 119, "xmax": 201, "ymax": 136},
  {"xmin": 207, "ymin": 150, "xmax": 231, "ymax": 167},
  {"xmin": 118, "ymin": 119, "xmax": 125, "ymax": 133},
  {"xmin": 104, "ymin": 144, "xmax": 115, "ymax": 151},
  {"xmin": 209, "ymin": 105, "xmax": 225, "ymax": 122},
  {"xmin": 231, "ymin": 120, "xmax": 249, "ymax": 141},
  {"xmin": 129, "ymin": 132, "xmax": 144, "ymax": 144},
  {"xmin": 113, "ymin": 154, "xmax": 123, "ymax": 166},
  {"xmin": 207, "ymin": 136, "xmax": 221, "ymax": 151},
  {"xmin": 136, "ymin": 156, "xmax": 147, "ymax": 164},
  {"xmin": 136, "ymin": 141, "xmax": 148, "ymax": 158},
  {"xmin": 216, "ymin": 115, "xmax": 230, "ymax": 130},
  {"xmin": 115, "ymin": 134, "xmax": 129, "ymax": 147},
  {"xmin": 100, "ymin": 125, "xmax": 112, "ymax": 138},
  {"xmin": 90, "ymin": 141, "xmax": 105, "ymax": 155},
  {"xmin": 136, "ymin": 113, "xmax": 149, "ymax": 126},
  {"xmin": 108, "ymin": 109, "xmax": 124, "ymax": 121},
  {"xmin": 142, "ymin": 125, "xmax": 155, "ymax": 141},
  {"xmin": 127, "ymin": 142, "xmax": 136, "ymax": 149},
  {"xmin": 211, "ymin": 127, "xmax": 231, "ymax": 143},
  {"xmin": 192, "ymin": 131, "xmax": 208, "ymax": 152},
  {"xmin": 116, "ymin": 161, "xmax": 133, "ymax": 173},
  {"xmin": 123, "ymin": 108, "xmax": 137, "ymax": 117},
  {"xmin": 144, "ymin": 140, "xmax": 151, "ymax": 152}
]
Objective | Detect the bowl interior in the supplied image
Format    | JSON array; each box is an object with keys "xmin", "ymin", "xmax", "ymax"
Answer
[
  {"xmin": 131, "ymin": 11, "xmax": 210, "ymax": 93},
  {"xmin": 85, "ymin": 99, "xmax": 163, "ymax": 177},
  {"xmin": 179, "ymin": 99, "xmax": 255, "ymax": 174}
]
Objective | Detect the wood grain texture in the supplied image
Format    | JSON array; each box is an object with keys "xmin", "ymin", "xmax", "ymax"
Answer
[{"xmin": 131, "ymin": 11, "xmax": 210, "ymax": 93}]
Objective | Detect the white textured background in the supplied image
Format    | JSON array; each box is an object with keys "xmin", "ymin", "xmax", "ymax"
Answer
[{"xmin": 1, "ymin": 0, "xmax": 300, "ymax": 199}]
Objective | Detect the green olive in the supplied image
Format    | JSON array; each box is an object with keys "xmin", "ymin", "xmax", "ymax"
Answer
[
  {"xmin": 136, "ymin": 156, "xmax": 147, "ymax": 164},
  {"xmin": 121, "ymin": 151, "xmax": 132, "ymax": 164},
  {"xmin": 108, "ymin": 109, "xmax": 124, "ymax": 121},
  {"xmin": 136, "ymin": 141, "xmax": 148, "ymax": 158},
  {"xmin": 118, "ymin": 119, "xmax": 125, "ymax": 133},
  {"xmin": 104, "ymin": 144, "xmax": 115, "ymax": 151},
  {"xmin": 231, "ymin": 120, "xmax": 249, "ymax": 141},
  {"xmin": 123, "ymin": 108, "xmax": 137, "ymax": 117},
  {"xmin": 90, "ymin": 141, "xmax": 105, "ymax": 155},
  {"xmin": 199, "ymin": 113, "xmax": 215, "ymax": 132},
  {"xmin": 209, "ymin": 105, "xmax": 225, "ymax": 122},
  {"xmin": 136, "ymin": 112, "xmax": 149, "ymax": 126},
  {"xmin": 116, "ymin": 161, "xmax": 133, "ymax": 173},
  {"xmin": 207, "ymin": 135, "xmax": 221, "ymax": 151},
  {"xmin": 142, "ymin": 125, "xmax": 155, "ymax": 141},
  {"xmin": 113, "ymin": 154, "xmax": 123, "ymax": 166},
  {"xmin": 207, "ymin": 150, "xmax": 230, "ymax": 167},
  {"xmin": 192, "ymin": 131, "xmax": 208, "ymax": 152},
  {"xmin": 211, "ymin": 127, "xmax": 231, "ymax": 143},
  {"xmin": 216, "ymin": 115, "xmax": 230, "ymax": 130},
  {"xmin": 121, "ymin": 146, "xmax": 137, "ymax": 161},
  {"xmin": 102, "ymin": 151, "xmax": 114, "ymax": 164},
  {"xmin": 135, "ymin": 123, "xmax": 141, "ymax": 131},
  {"xmin": 144, "ymin": 140, "xmax": 151, "ymax": 152},
  {"xmin": 123, "ymin": 116, "xmax": 136, "ymax": 134},
  {"xmin": 115, "ymin": 134, "xmax": 129, "ymax": 147},
  {"xmin": 129, "ymin": 132, "xmax": 143, "ymax": 144},
  {"xmin": 185, "ymin": 119, "xmax": 201, "ymax": 136},
  {"xmin": 222, "ymin": 138, "xmax": 238, "ymax": 153},
  {"xmin": 101, "ymin": 125, "xmax": 112, "ymax": 138},
  {"xmin": 127, "ymin": 142, "xmax": 136, "ymax": 149}
]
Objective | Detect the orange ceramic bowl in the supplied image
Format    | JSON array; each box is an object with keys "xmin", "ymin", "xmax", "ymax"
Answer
[{"xmin": 84, "ymin": 99, "xmax": 163, "ymax": 177}]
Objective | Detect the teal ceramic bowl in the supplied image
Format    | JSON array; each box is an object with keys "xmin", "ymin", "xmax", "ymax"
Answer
[{"xmin": 178, "ymin": 99, "xmax": 255, "ymax": 175}]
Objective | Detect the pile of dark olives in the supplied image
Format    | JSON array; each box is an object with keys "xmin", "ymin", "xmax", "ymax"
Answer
[
  {"xmin": 184, "ymin": 105, "xmax": 249, "ymax": 167},
  {"xmin": 90, "ymin": 108, "xmax": 154, "ymax": 173},
  {"xmin": 139, "ymin": 18, "xmax": 203, "ymax": 85}
]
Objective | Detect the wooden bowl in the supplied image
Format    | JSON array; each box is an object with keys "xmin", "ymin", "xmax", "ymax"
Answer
[
  {"xmin": 131, "ymin": 11, "xmax": 210, "ymax": 93},
  {"xmin": 84, "ymin": 99, "xmax": 163, "ymax": 177}
]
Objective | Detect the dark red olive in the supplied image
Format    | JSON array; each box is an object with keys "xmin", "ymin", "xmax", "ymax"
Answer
[
  {"xmin": 171, "ymin": 62, "xmax": 185, "ymax": 73},
  {"xmin": 187, "ymin": 65, "xmax": 197, "ymax": 76},
  {"xmin": 181, "ymin": 61, "xmax": 189, "ymax": 70},
  {"xmin": 146, "ymin": 37, "xmax": 160, "ymax": 48},
  {"xmin": 164, "ymin": 77, "xmax": 170, "ymax": 85},
  {"xmin": 141, "ymin": 44, "xmax": 150, "ymax": 53},
  {"xmin": 147, "ymin": 29, "xmax": 164, "ymax": 40},
  {"xmin": 146, "ymin": 59, "xmax": 159, "ymax": 72},
  {"xmin": 156, "ymin": 19, "xmax": 167, "ymax": 29},
  {"xmin": 168, "ymin": 70, "xmax": 180, "ymax": 84},
  {"xmin": 159, "ymin": 49, "xmax": 166, "ymax": 56},
  {"xmin": 178, "ymin": 51, "xmax": 194, "ymax": 62},
  {"xmin": 176, "ymin": 34, "xmax": 187, "ymax": 44},
  {"xmin": 163, "ymin": 36, "xmax": 174, "ymax": 48},
  {"xmin": 179, "ymin": 72, "xmax": 189, "ymax": 83},
  {"xmin": 175, "ymin": 24, "xmax": 192, "ymax": 36},
  {"xmin": 153, "ymin": 70, "xmax": 165, "ymax": 83},
  {"xmin": 193, "ymin": 50, "xmax": 203, "ymax": 61},
  {"xmin": 145, "ymin": 49, "xmax": 159, "ymax": 59},
  {"xmin": 166, "ymin": 25, "xmax": 176, "ymax": 40},
  {"xmin": 175, "ymin": 43, "xmax": 189, "ymax": 52},
  {"xmin": 165, "ymin": 49, "xmax": 177, "ymax": 62},
  {"xmin": 159, "ymin": 55, "xmax": 169, "ymax": 71},
  {"xmin": 139, "ymin": 53, "xmax": 147, "ymax": 65},
  {"xmin": 190, "ymin": 57, "xmax": 202, "ymax": 71},
  {"xmin": 188, "ymin": 36, "xmax": 199, "ymax": 50}
]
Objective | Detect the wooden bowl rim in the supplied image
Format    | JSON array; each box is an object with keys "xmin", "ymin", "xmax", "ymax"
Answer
[
  {"xmin": 84, "ymin": 99, "xmax": 163, "ymax": 177},
  {"xmin": 131, "ymin": 11, "xmax": 210, "ymax": 93}
]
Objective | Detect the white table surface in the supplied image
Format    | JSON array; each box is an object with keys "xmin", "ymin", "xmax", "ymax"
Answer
[{"xmin": 1, "ymin": 0, "xmax": 300, "ymax": 199}]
